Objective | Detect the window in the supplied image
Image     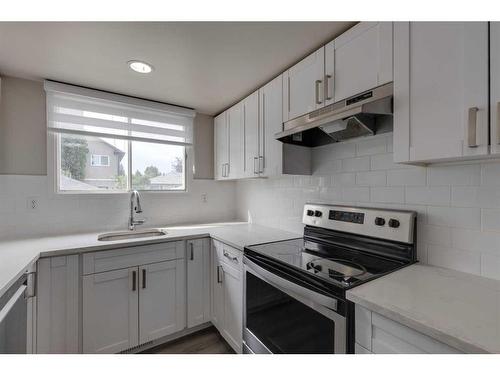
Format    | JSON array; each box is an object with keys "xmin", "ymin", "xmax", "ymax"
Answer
[
  {"xmin": 91, "ymin": 154, "xmax": 110, "ymax": 167},
  {"xmin": 45, "ymin": 81, "xmax": 194, "ymax": 193}
]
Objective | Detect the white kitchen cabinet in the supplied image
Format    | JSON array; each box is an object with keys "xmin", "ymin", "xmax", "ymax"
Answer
[
  {"xmin": 36, "ymin": 255, "xmax": 79, "ymax": 354},
  {"xmin": 187, "ymin": 238, "xmax": 211, "ymax": 328},
  {"xmin": 211, "ymin": 240, "xmax": 243, "ymax": 353},
  {"xmin": 490, "ymin": 22, "xmax": 500, "ymax": 155},
  {"xmin": 83, "ymin": 267, "xmax": 139, "ymax": 354},
  {"xmin": 355, "ymin": 305, "xmax": 462, "ymax": 354},
  {"xmin": 283, "ymin": 47, "xmax": 325, "ymax": 121},
  {"xmin": 82, "ymin": 242, "xmax": 186, "ymax": 353},
  {"xmin": 139, "ymin": 259, "xmax": 186, "ymax": 343},
  {"xmin": 227, "ymin": 102, "xmax": 244, "ymax": 179},
  {"xmin": 394, "ymin": 22, "xmax": 489, "ymax": 163},
  {"xmin": 259, "ymin": 75, "xmax": 283, "ymax": 177},
  {"xmin": 329, "ymin": 22, "xmax": 393, "ymax": 103},
  {"xmin": 214, "ymin": 112, "xmax": 229, "ymax": 180},
  {"xmin": 242, "ymin": 91, "xmax": 260, "ymax": 178}
]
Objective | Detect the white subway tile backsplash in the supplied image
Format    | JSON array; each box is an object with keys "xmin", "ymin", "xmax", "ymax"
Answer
[
  {"xmin": 427, "ymin": 164, "xmax": 480, "ymax": 186},
  {"xmin": 356, "ymin": 171, "xmax": 386, "ymax": 186},
  {"xmin": 387, "ymin": 168, "xmax": 426, "ymax": 186},
  {"xmin": 370, "ymin": 187, "xmax": 404, "ymax": 204},
  {"xmin": 237, "ymin": 134, "xmax": 500, "ymax": 281},
  {"xmin": 405, "ymin": 186, "xmax": 450, "ymax": 206},
  {"xmin": 427, "ymin": 245, "xmax": 481, "ymax": 275},
  {"xmin": 342, "ymin": 156, "xmax": 370, "ymax": 172},
  {"xmin": 355, "ymin": 137, "xmax": 387, "ymax": 157}
]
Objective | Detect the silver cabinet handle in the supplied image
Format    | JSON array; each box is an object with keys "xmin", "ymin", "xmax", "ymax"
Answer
[
  {"xmin": 259, "ymin": 156, "xmax": 264, "ymax": 174},
  {"xmin": 142, "ymin": 269, "xmax": 146, "ymax": 289},
  {"xmin": 217, "ymin": 265, "xmax": 223, "ymax": 283},
  {"xmin": 223, "ymin": 251, "xmax": 238, "ymax": 263},
  {"xmin": 315, "ymin": 80, "xmax": 323, "ymax": 105},
  {"xmin": 325, "ymin": 75, "xmax": 332, "ymax": 101},
  {"xmin": 287, "ymin": 75, "xmax": 291, "ymax": 112},
  {"xmin": 221, "ymin": 164, "xmax": 225, "ymax": 178},
  {"xmin": 131, "ymin": 270, "xmax": 137, "ymax": 292},
  {"xmin": 190, "ymin": 242, "xmax": 194, "ymax": 261},
  {"xmin": 226, "ymin": 163, "xmax": 230, "ymax": 177},
  {"xmin": 253, "ymin": 157, "xmax": 259, "ymax": 175},
  {"xmin": 467, "ymin": 107, "xmax": 479, "ymax": 148}
]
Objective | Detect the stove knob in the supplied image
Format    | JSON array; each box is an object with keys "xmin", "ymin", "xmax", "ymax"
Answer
[
  {"xmin": 314, "ymin": 210, "xmax": 322, "ymax": 217},
  {"xmin": 388, "ymin": 219, "xmax": 400, "ymax": 228},
  {"xmin": 306, "ymin": 210, "xmax": 315, "ymax": 216},
  {"xmin": 374, "ymin": 217, "xmax": 385, "ymax": 226}
]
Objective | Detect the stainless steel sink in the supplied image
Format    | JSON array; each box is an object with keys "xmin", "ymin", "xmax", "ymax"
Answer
[{"xmin": 98, "ymin": 229, "xmax": 167, "ymax": 242}]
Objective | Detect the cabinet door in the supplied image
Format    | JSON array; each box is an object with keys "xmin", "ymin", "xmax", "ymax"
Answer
[
  {"xmin": 221, "ymin": 263, "xmax": 243, "ymax": 353},
  {"xmin": 211, "ymin": 241, "xmax": 224, "ymax": 330},
  {"xmin": 214, "ymin": 112, "xmax": 228, "ymax": 180},
  {"xmin": 394, "ymin": 22, "xmax": 489, "ymax": 163},
  {"xmin": 283, "ymin": 47, "xmax": 325, "ymax": 121},
  {"xmin": 259, "ymin": 75, "xmax": 283, "ymax": 177},
  {"xmin": 83, "ymin": 268, "xmax": 139, "ymax": 353},
  {"xmin": 332, "ymin": 22, "xmax": 393, "ymax": 102},
  {"xmin": 227, "ymin": 102, "xmax": 244, "ymax": 179},
  {"xmin": 491, "ymin": 22, "xmax": 500, "ymax": 155},
  {"xmin": 36, "ymin": 255, "xmax": 79, "ymax": 353},
  {"xmin": 139, "ymin": 259, "xmax": 186, "ymax": 344},
  {"xmin": 187, "ymin": 238, "xmax": 211, "ymax": 328},
  {"xmin": 243, "ymin": 91, "xmax": 260, "ymax": 178}
]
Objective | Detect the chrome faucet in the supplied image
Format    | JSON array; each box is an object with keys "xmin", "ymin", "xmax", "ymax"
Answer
[{"xmin": 129, "ymin": 190, "xmax": 145, "ymax": 230}]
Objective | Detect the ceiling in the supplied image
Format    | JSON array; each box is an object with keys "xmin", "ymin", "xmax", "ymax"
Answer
[{"xmin": 0, "ymin": 22, "xmax": 355, "ymax": 115}]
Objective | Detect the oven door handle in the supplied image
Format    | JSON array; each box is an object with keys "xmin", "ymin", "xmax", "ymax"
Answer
[{"xmin": 244, "ymin": 257, "xmax": 339, "ymax": 312}]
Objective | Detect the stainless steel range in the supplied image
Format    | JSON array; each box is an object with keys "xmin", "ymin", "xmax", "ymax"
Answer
[{"xmin": 243, "ymin": 204, "xmax": 417, "ymax": 354}]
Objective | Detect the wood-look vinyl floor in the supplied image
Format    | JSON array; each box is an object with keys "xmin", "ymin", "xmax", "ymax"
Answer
[{"xmin": 142, "ymin": 327, "xmax": 235, "ymax": 354}]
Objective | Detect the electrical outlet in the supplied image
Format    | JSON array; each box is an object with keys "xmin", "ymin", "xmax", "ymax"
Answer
[
  {"xmin": 201, "ymin": 193, "xmax": 207, "ymax": 203},
  {"xmin": 26, "ymin": 197, "xmax": 39, "ymax": 211}
]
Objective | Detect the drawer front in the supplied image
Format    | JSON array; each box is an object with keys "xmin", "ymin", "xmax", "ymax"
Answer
[
  {"xmin": 83, "ymin": 241, "xmax": 185, "ymax": 275},
  {"xmin": 212, "ymin": 240, "xmax": 243, "ymax": 269}
]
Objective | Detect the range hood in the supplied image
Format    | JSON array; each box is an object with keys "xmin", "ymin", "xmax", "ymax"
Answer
[{"xmin": 276, "ymin": 83, "xmax": 393, "ymax": 147}]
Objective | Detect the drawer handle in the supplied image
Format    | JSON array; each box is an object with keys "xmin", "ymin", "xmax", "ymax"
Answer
[
  {"xmin": 223, "ymin": 251, "xmax": 238, "ymax": 263},
  {"xmin": 467, "ymin": 107, "xmax": 479, "ymax": 148},
  {"xmin": 217, "ymin": 265, "xmax": 223, "ymax": 284}
]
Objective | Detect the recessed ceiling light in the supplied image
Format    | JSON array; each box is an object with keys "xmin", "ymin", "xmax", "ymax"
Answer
[{"xmin": 127, "ymin": 60, "xmax": 153, "ymax": 74}]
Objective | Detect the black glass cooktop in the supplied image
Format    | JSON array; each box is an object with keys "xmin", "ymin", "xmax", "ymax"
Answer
[{"xmin": 245, "ymin": 238, "xmax": 407, "ymax": 289}]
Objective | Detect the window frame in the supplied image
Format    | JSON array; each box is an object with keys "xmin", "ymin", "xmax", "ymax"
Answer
[
  {"xmin": 90, "ymin": 154, "xmax": 111, "ymax": 167},
  {"xmin": 52, "ymin": 133, "xmax": 189, "ymax": 195}
]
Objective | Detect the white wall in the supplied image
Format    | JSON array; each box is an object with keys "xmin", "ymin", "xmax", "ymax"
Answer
[
  {"xmin": 0, "ymin": 174, "xmax": 236, "ymax": 240},
  {"xmin": 236, "ymin": 133, "xmax": 500, "ymax": 281}
]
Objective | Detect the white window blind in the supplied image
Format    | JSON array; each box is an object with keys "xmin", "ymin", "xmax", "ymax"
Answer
[{"xmin": 45, "ymin": 81, "xmax": 196, "ymax": 146}]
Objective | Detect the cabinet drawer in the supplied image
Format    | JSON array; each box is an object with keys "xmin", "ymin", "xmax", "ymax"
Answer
[
  {"xmin": 212, "ymin": 240, "xmax": 243, "ymax": 269},
  {"xmin": 83, "ymin": 241, "xmax": 185, "ymax": 275}
]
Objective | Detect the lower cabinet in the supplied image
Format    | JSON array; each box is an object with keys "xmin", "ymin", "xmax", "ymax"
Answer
[
  {"xmin": 82, "ymin": 256, "xmax": 186, "ymax": 353},
  {"xmin": 211, "ymin": 240, "xmax": 243, "ymax": 353},
  {"xmin": 354, "ymin": 305, "xmax": 462, "ymax": 354},
  {"xmin": 36, "ymin": 255, "xmax": 79, "ymax": 354},
  {"xmin": 186, "ymin": 238, "xmax": 211, "ymax": 328}
]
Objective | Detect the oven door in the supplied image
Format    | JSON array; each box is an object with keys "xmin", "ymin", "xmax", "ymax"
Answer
[{"xmin": 243, "ymin": 256, "xmax": 346, "ymax": 354}]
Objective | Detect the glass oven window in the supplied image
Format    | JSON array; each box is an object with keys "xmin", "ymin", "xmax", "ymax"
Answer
[{"xmin": 246, "ymin": 272, "xmax": 335, "ymax": 353}]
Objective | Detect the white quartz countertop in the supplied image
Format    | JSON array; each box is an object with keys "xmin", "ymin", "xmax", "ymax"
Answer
[
  {"xmin": 347, "ymin": 264, "xmax": 500, "ymax": 353},
  {"xmin": 0, "ymin": 222, "xmax": 299, "ymax": 298}
]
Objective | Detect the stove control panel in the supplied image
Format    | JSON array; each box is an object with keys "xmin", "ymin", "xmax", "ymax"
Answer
[{"xmin": 302, "ymin": 204, "xmax": 416, "ymax": 244}]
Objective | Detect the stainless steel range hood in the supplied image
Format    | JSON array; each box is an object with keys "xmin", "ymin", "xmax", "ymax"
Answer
[{"xmin": 276, "ymin": 83, "xmax": 393, "ymax": 147}]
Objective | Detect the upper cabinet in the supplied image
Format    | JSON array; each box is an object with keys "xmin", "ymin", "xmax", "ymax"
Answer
[
  {"xmin": 259, "ymin": 75, "xmax": 283, "ymax": 177},
  {"xmin": 329, "ymin": 22, "xmax": 393, "ymax": 103},
  {"xmin": 490, "ymin": 23, "xmax": 500, "ymax": 155},
  {"xmin": 227, "ymin": 102, "xmax": 244, "ymax": 179},
  {"xmin": 283, "ymin": 47, "xmax": 325, "ymax": 121},
  {"xmin": 283, "ymin": 22, "xmax": 393, "ymax": 122},
  {"xmin": 393, "ymin": 22, "xmax": 489, "ymax": 163},
  {"xmin": 214, "ymin": 112, "xmax": 229, "ymax": 180},
  {"xmin": 242, "ymin": 91, "xmax": 260, "ymax": 178}
]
